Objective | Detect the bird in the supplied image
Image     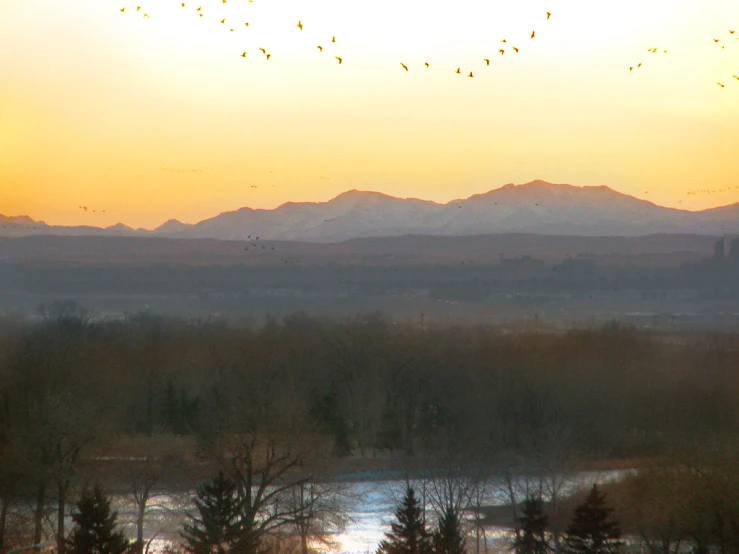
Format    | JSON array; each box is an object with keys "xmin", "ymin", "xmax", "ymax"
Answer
[
  {"xmin": 244, "ymin": 22, "xmax": 249, "ymax": 26},
  {"xmin": 335, "ymin": 56, "xmax": 342, "ymax": 64},
  {"xmin": 199, "ymin": 13, "xmax": 203, "ymax": 17},
  {"xmin": 196, "ymin": 6, "xmax": 201, "ymax": 10},
  {"xmin": 512, "ymin": 46, "xmax": 519, "ymax": 53},
  {"xmin": 181, "ymin": 3, "xmax": 185, "ymax": 7},
  {"xmin": 259, "ymin": 47, "xmax": 266, "ymax": 54},
  {"xmin": 229, "ymin": 28, "xmax": 234, "ymax": 31},
  {"xmin": 120, "ymin": 7, "xmax": 125, "ymax": 12},
  {"xmin": 220, "ymin": 18, "xmax": 226, "ymax": 23},
  {"xmin": 499, "ymin": 49, "xmax": 505, "ymax": 55},
  {"xmin": 717, "ymin": 82, "xmax": 725, "ymax": 87},
  {"xmin": 136, "ymin": 6, "xmax": 141, "ymax": 11},
  {"xmin": 637, "ymin": 62, "xmax": 642, "ymax": 68},
  {"xmin": 714, "ymin": 38, "xmax": 721, "ymax": 42},
  {"xmin": 297, "ymin": 21, "xmax": 303, "ymax": 31},
  {"xmin": 456, "ymin": 67, "xmax": 461, "ymax": 74},
  {"xmin": 468, "ymin": 71, "xmax": 474, "ymax": 78},
  {"xmin": 400, "ymin": 63, "xmax": 408, "ymax": 71},
  {"xmin": 629, "ymin": 66, "xmax": 633, "ymax": 71},
  {"xmin": 484, "ymin": 58, "xmax": 490, "ymax": 65},
  {"xmin": 730, "ymin": 30, "xmax": 736, "ymax": 34},
  {"xmin": 531, "ymin": 30, "xmax": 536, "ymax": 38},
  {"xmin": 733, "ymin": 75, "xmax": 739, "ymax": 80},
  {"xmin": 501, "ymin": 39, "xmax": 507, "ymax": 43},
  {"xmin": 241, "ymin": 51, "xmax": 247, "ymax": 57},
  {"xmin": 143, "ymin": 13, "xmax": 149, "ymax": 17},
  {"xmin": 424, "ymin": 62, "xmax": 429, "ymax": 67},
  {"xmin": 317, "ymin": 45, "xmax": 323, "ymax": 52},
  {"xmin": 266, "ymin": 53, "xmax": 271, "ymax": 60},
  {"xmin": 331, "ymin": 36, "xmax": 336, "ymax": 42},
  {"xmin": 545, "ymin": 11, "xmax": 551, "ymax": 19}
]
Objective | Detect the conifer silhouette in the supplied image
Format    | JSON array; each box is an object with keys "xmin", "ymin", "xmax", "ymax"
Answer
[
  {"xmin": 377, "ymin": 485, "xmax": 433, "ymax": 554},
  {"xmin": 67, "ymin": 484, "xmax": 129, "ymax": 554},
  {"xmin": 564, "ymin": 485, "xmax": 623, "ymax": 554},
  {"xmin": 512, "ymin": 497, "xmax": 550, "ymax": 554},
  {"xmin": 433, "ymin": 505, "xmax": 466, "ymax": 554}
]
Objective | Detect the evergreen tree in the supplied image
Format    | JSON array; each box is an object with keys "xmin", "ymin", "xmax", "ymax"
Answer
[
  {"xmin": 67, "ymin": 484, "xmax": 130, "ymax": 554},
  {"xmin": 377, "ymin": 485, "xmax": 433, "ymax": 554},
  {"xmin": 181, "ymin": 471, "xmax": 245, "ymax": 554},
  {"xmin": 433, "ymin": 505, "xmax": 466, "ymax": 554},
  {"xmin": 512, "ymin": 497, "xmax": 550, "ymax": 554},
  {"xmin": 564, "ymin": 485, "xmax": 623, "ymax": 554}
]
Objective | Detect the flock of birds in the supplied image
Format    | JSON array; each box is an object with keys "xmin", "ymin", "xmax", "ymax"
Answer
[
  {"xmin": 116, "ymin": 1, "xmax": 739, "ymax": 88},
  {"xmin": 118, "ymin": 0, "xmax": 555, "ymax": 77}
]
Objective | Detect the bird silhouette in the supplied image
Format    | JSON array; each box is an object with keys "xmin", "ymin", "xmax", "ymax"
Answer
[
  {"xmin": 196, "ymin": 6, "xmax": 201, "ymax": 10},
  {"xmin": 484, "ymin": 58, "xmax": 490, "ymax": 65},
  {"xmin": 297, "ymin": 21, "xmax": 303, "ymax": 30},
  {"xmin": 424, "ymin": 62, "xmax": 430, "ymax": 67},
  {"xmin": 143, "ymin": 13, "xmax": 149, "ymax": 17},
  {"xmin": 637, "ymin": 62, "xmax": 642, "ymax": 68},
  {"xmin": 199, "ymin": 13, "xmax": 203, "ymax": 17},
  {"xmin": 512, "ymin": 46, "xmax": 519, "ymax": 53},
  {"xmin": 244, "ymin": 22, "xmax": 249, "ymax": 26},
  {"xmin": 629, "ymin": 66, "xmax": 633, "ymax": 71},
  {"xmin": 120, "ymin": 7, "xmax": 125, "ymax": 12},
  {"xmin": 530, "ymin": 30, "xmax": 536, "ymax": 38},
  {"xmin": 331, "ymin": 36, "xmax": 336, "ymax": 42},
  {"xmin": 241, "ymin": 51, "xmax": 247, "ymax": 57},
  {"xmin": 400, "ymin": 63, "xmax": 408, "ymax": 71},
  {"xmin": 266, "ymin": 53, "xmax": 271, "ymax": 60},
  {"xmin": 501, "ymin": 39, "xmax": 507, "ymax": 43},
  {"xmin": 545, "ymin": 11, "xmax": 551, "ymax": 19},
  {"xmin": 468, "ymin": 71, "xmax": 474, "ymax": 78},
  {"xmin": 220, "ymin": 18, "xmax": 226, "ymax": 24},
  {"xmin": 714, "ymin": 38, "xmax": 721, "ymax": 42},
  {"xmin": 136, "ymin": 6, "xmax": 141, "ymax": 11},
  {"xmin": 317, "ymin": 45, "xmax": 323, "ymax": 52},
  {"xmin": 717, "ymin": 82, "xmax": 725, "ymax": 87},
  {"xmin": 733, "ymin": 75, "xmax": 739, "ymax": 80},
  {"xmin": 181, "ymin": 3, "xmax": 185, "ymax": 7},
  {"xmin": 729, "ymin": 30, "xmax": 736, "ymax": 34},
  {"xmin": 335, "ymin": 56, "xmax": 342, "ymax": 64},
  {"xmin": 229, "ymin": 28, "xmax": 234, "ymax": 31},
  {"xmin": 456, "ymin": 67, "xmax": 461, "ymax": 74},
  {"xmin": 259, "ymin": 47, "xmax": 266, "ymax": 54},
  {"xmin": 499, "ymin": 49, "xmax": 505, "ymax": 55}
]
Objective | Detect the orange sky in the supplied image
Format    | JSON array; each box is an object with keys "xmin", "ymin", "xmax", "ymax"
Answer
[{"xmin": 1, "ymin": 0, "xmax": 738, "ymax": 230}]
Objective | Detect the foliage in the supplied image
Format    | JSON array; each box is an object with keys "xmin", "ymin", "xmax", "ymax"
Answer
[
  {"xmin": 66, "ymin": 485, "xmax": 129, "ymax": 554},
  {"xmin": 377, "ymin": 486, "xmax": 433, "ymax": 554},
  {"xmin": 564, "ymin": 485, "xmax": 623, "ymax": 554}
]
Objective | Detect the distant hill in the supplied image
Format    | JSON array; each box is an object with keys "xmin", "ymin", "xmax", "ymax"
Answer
[{"xmin": 2, "ymin": 181, "xmax": 738, "ymax": 241}]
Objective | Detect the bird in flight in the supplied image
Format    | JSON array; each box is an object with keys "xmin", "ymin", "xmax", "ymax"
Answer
[
  {"xmin": 637, "ymin": 62, "xmax": 642, "ymax": 68},
  {"xmin": 143, "ymin": 13, "xmax": 149, "ymax": 17},
  {"xmin": 545, "ymin": 11, "xmax": 551, "ymax": 19},
  {"xmin": 468, "ymin": 71, "xmax": 474, "ymax": 78},
  {"xmin": 241, "ymin": 51, "xmax": 247, "ymax": 57},
  {"xmin": 456, "ymin": 67, "xmax": 461, "ymax": 74},
  {"xmin": 220, "ymin": 18, "xmax": 226, "ymax": 24},
  {"xmin": 181, "ymin": 3, "xmax": 185, "ymax": 7},
  {"xmin": 317, "ymin": 45, "xmax": 323, "ymax": 52},
  {"xmin": 297, "ymin": 21, "xmax": 303, "ymax": 31},
  {"xmin": 733, "ymin": 75, "xmax": 739, "ymax": 80},
  {"xmin": 331, "ymin": 36, "xmax": 336, "ymax": 43},
  {"xmin": 512, "ymin": 46, "xmax": 519, "ymax": 53},
  {"xmin": 335, "ymin": 56, "xmax": 342, "ymax": 64},
  {"xmin": 501, "ymin": 39, "xmax": 507, "ymax": 43},
  {"xmin": 120, "ymin": 7, "xmax": 125, "ymax": 12},
  {"xmin": 629, "ymin": 66, "xmax": 633, "ymax": 71},
  {"xmin": 484, "ymin": 58, "xmax": 490, "ymax": 65},
  {"xmin": 400, "ymin": 63, "xmax": 408, "ymax": 71},
  {"xmin": 196, "ymin": 6, "xmax": 201, "ymax": 10},
  {"xmin": 136, "ymin": 6, "xmax": 141, "ymax": 11},
  {"xmin": 714, "ymin": 38, "xmax": 721, "ymax": 42},
  {"xmin": 199, "ymin": 13, "xmax": 203, "ymax": 17},
  {"xmin": 229, "ymin": 28, "xmax": 234, "ymax": 31},
  {"xmin": 244, "ymin": 22, "xmax": 249, "ymax": 26},
  {"xmin": 729, "ymin": 30, "xmax": 736, "ymax": 34},
  {"xmin": 259, "ymin": 47, "xmax": 266, "ymax": 54},
  {"xmin": 424, "ymin": 62, "xmax": 430, "ymax": 67},
  {"xmin": 531, "ymin": 30, "xmax": 536, "ymax": 38},
  {"xmin": 499, "ymin": 49, "xmax": 505, "ymax": 55},
  {"xmin": 717, "ymin": 82, "xmax": 725, "ymax": 87},
  {"xmin": 266, "ymin": 53, "xmax": 271, "ymax": 60}
]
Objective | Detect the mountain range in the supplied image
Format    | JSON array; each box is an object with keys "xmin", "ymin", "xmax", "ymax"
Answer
[{"xmin": 3, "ymin": 181, "xmax": 738, "ymax": 242}]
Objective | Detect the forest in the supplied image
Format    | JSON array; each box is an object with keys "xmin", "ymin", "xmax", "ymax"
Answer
[{"xmin": 0, "ymin": 301, "xmax": 737, "ymax": 554}]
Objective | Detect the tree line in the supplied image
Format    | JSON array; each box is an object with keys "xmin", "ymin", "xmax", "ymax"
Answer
[{"xmin": 0, "ymin": 302, "xmax": 737, "ymax": 553}]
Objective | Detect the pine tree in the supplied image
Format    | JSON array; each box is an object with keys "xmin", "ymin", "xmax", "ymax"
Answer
[
  {"xmin": 377, "ymin": 485, "xmax": 433, "ymax": 554},
  {"xmin": 433, "ymin": 505, "xmax": 466, "ymax": 554},
  {"xmin": 564, "ymin": 485, "xmax": 623, "ymax": 554},
  {"xmin": 181, "ymin": 471, "xmax": 245, "ymax": 554},
  {"xmin": 512, "ymin": 497, "xmax": 550, "ymax": 554},
  {"xmin": 66, "ymin": 484, "xmax": 130, "ymax": 554}
]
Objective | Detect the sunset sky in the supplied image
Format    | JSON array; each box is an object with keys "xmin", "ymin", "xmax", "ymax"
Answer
[{"xmin": 1, "ymin": 0, "xmax": 738, "ymax": 230}]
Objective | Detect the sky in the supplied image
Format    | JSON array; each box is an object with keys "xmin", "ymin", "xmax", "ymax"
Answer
[{"xmin": 1, "ymin": 0, "xmax": 738, "ymax": 230}]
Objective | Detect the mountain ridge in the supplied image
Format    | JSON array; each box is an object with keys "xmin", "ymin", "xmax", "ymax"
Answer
[{"xmin": 2, "ymin": 181, "xmax": 738, "ymax": 242}]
